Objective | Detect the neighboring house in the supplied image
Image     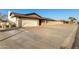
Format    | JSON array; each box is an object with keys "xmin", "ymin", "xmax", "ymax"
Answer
[{"xmin": 8, "ymin": 11, "xmax": 64, "ymax": 28}]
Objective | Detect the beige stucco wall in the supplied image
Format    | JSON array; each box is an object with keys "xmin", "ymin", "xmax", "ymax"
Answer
[
  {"xmin": 21, "ymin": 18, "xmax": 39, "ymax": 27},
  {"xmin": 47, "ymin": 21, "xmax": 63, "ymax": 25},
  {"xmin": 41, "ymin": 21, "xmax": 64, "ymax": 26},
  {"xmin": 8, "ymin": 16, "xmax": 21, "ymax": 27},
  {"xmin": 16, "ymin": 17, "xmax": 22, "ymax": 27},
  {"xmin": 8, "ymin": 17, "xmax": 17, "ymax": 23}
]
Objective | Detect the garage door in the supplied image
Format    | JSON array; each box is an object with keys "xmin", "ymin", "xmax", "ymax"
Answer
[{"xmin": 22, "ymin": 19, "xmax": 39, "ymax": 27}]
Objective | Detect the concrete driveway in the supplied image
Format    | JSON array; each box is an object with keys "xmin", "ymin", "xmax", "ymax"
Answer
[{"xmin": 0, "ymin": 24, "xmax": 76, "ymax": 49}]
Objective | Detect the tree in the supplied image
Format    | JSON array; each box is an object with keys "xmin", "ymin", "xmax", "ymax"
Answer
[
  {"xmin": 0, "ymin": 13, "xmax": 8, "ymax": 21},
  {"xmin": 68, "ymin": 17, "xmax": 77, "ymax": 24},
  {"xmin": 2, "ymin": 15, "xmax": 8, "ymax": 20},
  {"xmin": 0, "ymin": 13, "xmax": 3, "ymax": 20}
]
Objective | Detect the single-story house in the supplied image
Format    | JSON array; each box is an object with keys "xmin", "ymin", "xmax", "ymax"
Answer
[{"xmin": 8, "ymin": 11, "xmax": 64, "ymax": 27}]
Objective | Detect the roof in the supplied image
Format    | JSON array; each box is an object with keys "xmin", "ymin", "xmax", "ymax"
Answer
[
  {"xmin": 10, "ymin": 12, "xmax": 42, "ymax": 19},
  {"xmin": 40, "ymin": 17, "xmax": 56, "ymax": 21},
  {"xmin": 24, "ymin": 13, "xmax": 42, "ymax": 17},
  {"xmin": 10, "ymin": 12, "xmax": 58, "ymax": 21}
]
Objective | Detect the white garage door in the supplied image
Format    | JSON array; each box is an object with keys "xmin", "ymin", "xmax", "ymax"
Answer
[{"xmin": 22, "ymin": 19, "xmax": 39, "ymax": 27}]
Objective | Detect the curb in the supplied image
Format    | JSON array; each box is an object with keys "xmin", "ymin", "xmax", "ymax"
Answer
[{"xmin": 60, "ymin": 24, "xmax": 78, "ymax": 49}]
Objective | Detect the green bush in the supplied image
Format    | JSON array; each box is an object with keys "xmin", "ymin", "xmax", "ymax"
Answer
[{"xmin": 6, "ymin": 22, "xmax": 12, "ymax": 28}]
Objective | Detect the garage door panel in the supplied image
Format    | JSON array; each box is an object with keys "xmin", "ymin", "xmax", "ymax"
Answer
[{"xmin": 22, "ymin": 19, "xmax": 39, "ymax": 27}]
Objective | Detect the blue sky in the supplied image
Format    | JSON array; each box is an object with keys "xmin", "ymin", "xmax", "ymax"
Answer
[{"xmin": 0, "ymin": 9, "xmax": 79, "ymax": 20}]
